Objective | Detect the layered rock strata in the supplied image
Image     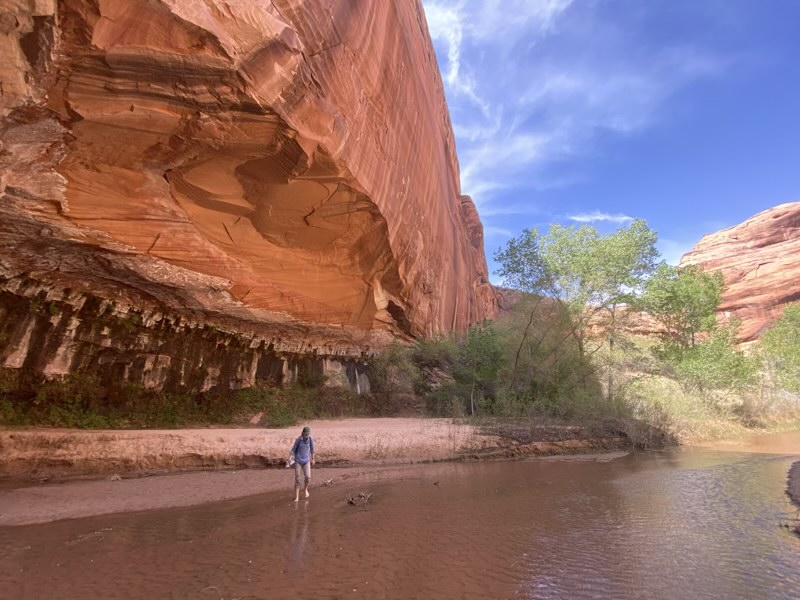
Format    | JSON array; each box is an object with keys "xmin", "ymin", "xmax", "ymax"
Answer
[
  {"xmin": 0, "ymin": 276, "xmax": 370, "ymax": 393},
  {"xmin": 0, "ymin": 0, "xmax": 495, "ymax": 389},
  {"xmin": 680, "ymin": 202, "xmax": 800, "ymax": 342}
]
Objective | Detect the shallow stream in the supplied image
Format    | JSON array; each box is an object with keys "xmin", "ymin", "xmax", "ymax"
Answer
[{"xmin": 1, "ymin": 432, "xmax": 799, "ymax": 599}]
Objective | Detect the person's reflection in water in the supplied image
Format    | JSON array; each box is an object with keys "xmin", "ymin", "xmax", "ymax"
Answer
[{"xmin": 287, "ymin": 500, "xmax": 310, "ymax": 572}]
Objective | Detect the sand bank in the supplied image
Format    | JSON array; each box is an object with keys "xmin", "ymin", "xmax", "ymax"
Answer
[
  {"xmin": 0, "ymin": 418, "xmax": 493, "ymax": 479},
  {"xmin": 0, "ymin": 418, "xmax": 626, "ymax": 526}
]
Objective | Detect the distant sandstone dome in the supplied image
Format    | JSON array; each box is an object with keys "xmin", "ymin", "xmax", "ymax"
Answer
[
  {"xmin": 0, "ymin": 0, "xmax": 496, "ymax": 358},
  {"xmin": 680, "ymin": 202, "xmax": 800, "ymax": 342}
]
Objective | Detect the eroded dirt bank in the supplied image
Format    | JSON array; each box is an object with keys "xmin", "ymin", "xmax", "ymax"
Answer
[
  {"xmin": 0, "ymin": 418, "xmax": 627, "ymax": 526},
  {"xmin": 0, "ymin": 419, "xmax": 488, "ymax": 479},
  {"xmin": 0, "ymin": 418, "xmax": 627, "ymax": 481}
]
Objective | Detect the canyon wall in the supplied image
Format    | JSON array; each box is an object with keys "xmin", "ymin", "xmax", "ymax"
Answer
[
  {"xmin": 681, "ymin": 202, "xmax": 800, "ymax": 342},
  {"xmin": 0, "ymin": 0, "xmax": 495, "ymax": 391}
]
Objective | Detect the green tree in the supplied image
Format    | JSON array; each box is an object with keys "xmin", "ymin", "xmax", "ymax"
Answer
[
  {"xmin": 456, "ymin": 322, "xmax": 504, "ymax": 416},
  {"xmin": 761, "ymin": 304, "xmax": 800, "ymax": 393},
  {"xmin": 495, "ymin": 219, "xmax": 658, "ymax": 399},
  {"xmin": 496, "ymin": 220, "xmax": 657, "ymax": 353},
  {"xmin": 639, "ymin": 264, "xmax": 724, "ymax": 349},
  {"xmin": 674, "ymin": 322, "xmax": 757, "ymax": 394},
  {"xmin": 493, "ymin": 295, "xmax": 599, "ymax": 416},
  {"xmin": 367, "ymin": 342, "xmax": 421, "ymax": 404}
]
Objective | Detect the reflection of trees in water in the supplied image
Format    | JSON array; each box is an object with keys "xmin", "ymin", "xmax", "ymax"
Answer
[{"xmin": 287, "ymin": 501, "xmax": 309, "ymax": 572}]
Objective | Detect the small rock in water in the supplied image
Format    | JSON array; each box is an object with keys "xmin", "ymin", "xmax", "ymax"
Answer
[
  {"xmin": 109, "ymin": 474, "xmax": 122, "ymax": 481},
  {"xmin": 346, "ymin": 491, "xmax": 372, "ymax": 510}
]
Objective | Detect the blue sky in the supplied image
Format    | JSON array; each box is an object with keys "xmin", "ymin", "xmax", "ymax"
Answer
[{"xmin": 421, "ymin": 0, "xmax": 800, "ymax": 281}]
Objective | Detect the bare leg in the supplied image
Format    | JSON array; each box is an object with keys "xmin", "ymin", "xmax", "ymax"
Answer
[{"xmin": 293, "ymin": 462, "xmax": 303, "ymax": 501}]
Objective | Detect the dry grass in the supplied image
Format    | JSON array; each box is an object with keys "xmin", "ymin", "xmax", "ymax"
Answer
[{"xmin": 619, "ymin": 374, "xmax": 800, "ymax": 444}]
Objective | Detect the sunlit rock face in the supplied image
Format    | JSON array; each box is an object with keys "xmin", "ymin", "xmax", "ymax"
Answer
[
  {"xmin": 680, "ymin": 202, "xmax": 800, "ymax": 342},
  {"xmin": 0, "ymin": 0, "xmax": 495, "ymax": 386}
]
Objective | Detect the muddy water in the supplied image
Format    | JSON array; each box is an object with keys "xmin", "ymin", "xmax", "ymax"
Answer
[{"xmin": 1, "ymin": 434, "xmax": 799, "ymax": 600}]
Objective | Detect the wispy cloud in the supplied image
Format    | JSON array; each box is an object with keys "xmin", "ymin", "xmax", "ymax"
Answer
[
  {"xmin": 568, "ymin": 211, "xmax": 634, "ymax": 224},
  {"xmin": 483, "ymin": 226, "xmax": 515, "ymax": 238},
  {"xmin": 422, "ymin": 0, "xmax": 729, "ymax": 216},
  {"xmin": 479, "ymin": 203, "xmax": 542, "ymax": 218}
]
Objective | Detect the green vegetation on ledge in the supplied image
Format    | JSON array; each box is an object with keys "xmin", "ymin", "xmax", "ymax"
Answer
[{"xmin": 0, "ymin": 370, "xmax": 374, "ymax": 430}]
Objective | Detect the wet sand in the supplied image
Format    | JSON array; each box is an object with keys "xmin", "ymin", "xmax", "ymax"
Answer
[
  {"xmin": 0, "ymin": 418, "xmax": 626, "ymax": 481},
  {"xmin": 0, "ymin": 462, "xmax": 451, "ymax": 527},
  {"xmin": 696, "ymin": 430, "xmax": 800, "ymax": 456}
]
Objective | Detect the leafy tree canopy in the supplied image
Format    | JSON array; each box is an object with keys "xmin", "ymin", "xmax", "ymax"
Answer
[
  {"xmin": 494, "ymin": 219, "xmax": 659, "ymax": 353},
  {"xmin": 639, "ymin": 264, "xmax": 724, "ymax": 348},
  {"xmin": 674, "ymin": 322, "xmax": 757, "ymax": 392},
  {"xmin": 495, "ymin": 219, "xmax": 658, "ymax": 308}
]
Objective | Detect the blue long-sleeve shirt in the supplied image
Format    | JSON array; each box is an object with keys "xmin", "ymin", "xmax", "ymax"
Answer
[{"xmin": 291, "ymin": 436, "xmax": 314, "ymax": 465}]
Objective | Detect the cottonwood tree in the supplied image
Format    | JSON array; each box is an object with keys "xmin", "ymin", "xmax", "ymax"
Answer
[
  {"xmin": 639, "ymin": 264, "xmax": 724, "ymax": 351},
  {"xmin": 495, "ymin": 219, "xmax": 658, "ymax": 400}
]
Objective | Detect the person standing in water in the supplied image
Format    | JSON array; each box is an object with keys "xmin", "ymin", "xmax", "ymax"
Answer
[{"xmin": 289, "ymin": 426, "xmax": 315, "ymax": 502}]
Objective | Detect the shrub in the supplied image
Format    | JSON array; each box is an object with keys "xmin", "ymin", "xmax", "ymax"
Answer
[
  {"xmin": 32, "ymin": 374, "xmax": 106, "ymax": 428},
  {"xmin": 411, "ymin": 336, "xmax": 458, "ymax": 370},
  {"xmin": 424, "ymin": 383, "xmax": 469, "ymax": 418},
  {"xmin": 673, "ymin": 324, "xmax": 758, "ymax": 394},
  {"xmin": 367, "ymin": 343, "xmax": 421, "ymax": 397},
  {"xmin": 762, "ymin": 304, "xmax": 800, "ymax": 393}
]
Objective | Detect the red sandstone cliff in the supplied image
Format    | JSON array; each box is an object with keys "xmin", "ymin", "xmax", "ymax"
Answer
[
  {"xmin": 0, "ymin": 0, "xmax": 496, "ymax": 385},
  {"xmin": 680, "ymin": 202, "xmax": 800, "ymax": 342}
]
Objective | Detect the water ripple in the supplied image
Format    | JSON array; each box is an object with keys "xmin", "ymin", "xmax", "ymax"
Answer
[{"xmin": 1, "ymin": 447, "xmax": 799, "ymax": 599}]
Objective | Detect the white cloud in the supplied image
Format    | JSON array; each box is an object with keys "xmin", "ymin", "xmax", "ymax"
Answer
[
  {"xmin": 424, "ymin": 2, "xmax": 492, "ymax": 118},
  {"xmin": 462, "ymin": 0, "xmax": 573, "ymax": 40},
  {"xmin": 483, "ymin": 226, "xmax": 515, "ymax": 238},
  {"xmin": 479, "ymin": 203, "xmax": 542, "ymax": 217},
  {"xmin": 460, "ymin": 132, "xmax": 556, "ymax": 195},
  {"xmin": 421, "ymin": 0, "xmax": 729, "ymax": 217},
  {"xmin": 568, "ymin": 211, "xmax": 634, "ymax": 224}
]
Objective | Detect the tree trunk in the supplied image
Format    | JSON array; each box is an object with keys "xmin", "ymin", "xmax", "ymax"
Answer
[
  {"xmin": 608, "ymin": 304, "xmax": 616, "ymax": 403},
  {"xmin": 511, "ymin": 297, "xmax": 542, "ymax": 389},
  {"xmin": 608, "ymin": 334, "xmax": 614, "ymax": 403}
]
